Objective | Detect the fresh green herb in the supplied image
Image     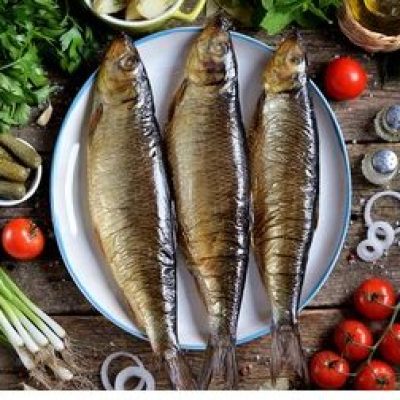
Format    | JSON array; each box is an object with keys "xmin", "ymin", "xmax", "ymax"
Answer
[
  {"xmin": 215, "ymin": 0, "xmax": 343, "ymax": 34},
  {"xmin": 260, "ymin": 0, "xmax": 342, "ymax": 34},
  {"xmin": 0, "ymin": 0, "xmax": 100, "ymax": 132},
  {"xmin": 0, "ymin": 267, "xmax": 76, "ymax": 386}
]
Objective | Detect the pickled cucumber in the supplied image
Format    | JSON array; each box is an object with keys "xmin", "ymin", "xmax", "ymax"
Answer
[
  {"xmin": 0, "ymin": 135, "xmax": 42, "ymax": 168},
  {"xmin": 0, "ymin": 181, "xmax": 26, "ymax": 200},
  {"xmin": 0, "ymin": 147, "xmax": 14, "ymax": 162},
  {"xmin": 0, "ymin": 159, "xmax": 30, "ymax": 182}
]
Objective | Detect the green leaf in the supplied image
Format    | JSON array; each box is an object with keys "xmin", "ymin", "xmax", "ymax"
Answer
[
  {"xmin": 0, "ymin": 0, "xmax": 102, "ymax": 131},
  {"xmin": 307, "ymin": 2, "xmax": 331, "ymax": 22},
  {"xmin": 260, "ymin": 5, "xmax": 299, "ymax": 34},
  {"xmin": 12, "ymin": 103, "xmax": 31, "ymax": 125},
  {"xmin": 262, "ymin": 0, "xmax": 274, "ymax": 9},
  {"xmin": 319, "ymin": 0, "xmax": 342, "ymax": 8}
]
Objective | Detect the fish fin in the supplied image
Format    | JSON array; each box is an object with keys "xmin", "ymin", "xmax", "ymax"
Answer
[
  {"xmin": 270, "ymin": 321, "xmax": 309, "ymax": 387},
  {"xmin": 164, "ymin": 350, "xmax": 197, "ymax": 390},
  {"xmin": 198, "ymin": 338, "xmax": 238, "ymax": 390}
]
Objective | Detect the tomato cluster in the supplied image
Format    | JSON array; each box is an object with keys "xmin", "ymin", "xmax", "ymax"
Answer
[{"xmin": 310, "ymin": 278, "xmax": 399, "ymax": 390}]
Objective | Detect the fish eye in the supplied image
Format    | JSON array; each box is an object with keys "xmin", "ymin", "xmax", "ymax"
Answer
[
  {"xmin": 118, "ymin": 54, "xmax": 136, "ymax": 71},
  {"xmin": 289, "ymin": 55, "xmax": 303, "ymax": 65}
]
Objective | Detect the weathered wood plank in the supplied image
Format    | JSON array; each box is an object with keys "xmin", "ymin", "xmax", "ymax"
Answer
[{"xmin": 0, "ymin": 310, "xmax": 344, "ymax": 390}]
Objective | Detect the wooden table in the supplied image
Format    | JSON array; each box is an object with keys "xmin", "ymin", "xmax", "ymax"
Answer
[{"xmin": 1, "ymin": 13, "xmax": 400, "ymax": 390}]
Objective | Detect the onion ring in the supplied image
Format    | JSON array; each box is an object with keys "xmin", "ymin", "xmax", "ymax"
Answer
[
  {"xmin": 357, "ymin": 238, "xmax": 384, "ymax": 262},
  {"xmin": 101, "ymin": 351, "xmax": 145, "ymax": 391},
  {"xmin": 364, "ymin": 191, "xmax": 400, "ymax": 235},
  {"xmin": 367, "ymin": 221, "xmax": 395, "ymax": 250},
  {"xmin": 114, "ymin": 366, "xmax": 155, "ymax": 391}
]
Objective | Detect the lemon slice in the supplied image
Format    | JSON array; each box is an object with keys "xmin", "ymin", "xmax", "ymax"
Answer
[
  {"xmin": 136, "ymin": 0, "xmax": 176, "ymax": 20},
  {"xmin": 93, "ymin": 0, "xmax": 127, "ymax": 14}
]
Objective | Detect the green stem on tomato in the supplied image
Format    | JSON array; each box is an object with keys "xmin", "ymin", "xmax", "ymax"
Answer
[{"xmin": 367, "ymin": 302, "xmax": 400, "ymax": 362}]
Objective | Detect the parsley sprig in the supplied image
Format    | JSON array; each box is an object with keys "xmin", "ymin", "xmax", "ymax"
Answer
[{"xmin": 0, "ymin": 0, "xmax": 99, "ymax": 132}]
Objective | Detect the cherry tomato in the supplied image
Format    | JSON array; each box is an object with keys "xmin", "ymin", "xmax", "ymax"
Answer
[
  {"xmin": 379, "ymin": 323, "xmax": 400, "ymax": 365},
  {"xmin": 354, "ymin": 360, "xmax": 396, "ymax": 390},
  {"xmin": 2, "ymin": 218, "xmax": 45, "ymax": 261},
  {"xmin": 310, "ymin": 350, "xmax": 349, "ymax": 389},
  {"xmin": 354, "ymin": 278, "xmax": 396, "ymax": 320},
  {"xmin": 324, "ymin": 57, "xmax": 367, "ymax": 101},
  {"xmin": 334, "ymin": 320, "xmax": 373, "ymax": 361}
]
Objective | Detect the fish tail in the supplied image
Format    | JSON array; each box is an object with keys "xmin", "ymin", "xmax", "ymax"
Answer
[
  {"xmin": 198, "ymin": 337, "xmax": 238, "ymax": 390},
  {"xmin": 270, "ymin": 320, "xmax": 309, "ymax": 387},
  {"xmin": 164, "ymin": 349, "xmax": 197, "ymax": 390}
]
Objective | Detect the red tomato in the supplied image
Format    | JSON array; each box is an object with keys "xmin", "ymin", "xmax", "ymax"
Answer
[
  {"xmin": 310, "ymin": 350, "xmax": 349, "ymax": 389},
  {"xmin": 380, "ymin": 323, "xmax": 400, "ymax": 365},
  {"xmin": 354, "ymin": 360, "xmax": 396, "ymax": 390},
  {"xmin": 334, "ymin": 320, "xmax": 373, "ymax": 361},
  {"xmin": 2, "ymin": 218, "xmax": 45, "ymax": 261},
  {"xmin": 354, "ymin": 278, "xmax": 396, "ymax": 320},
  {"xmin": 324, "ymin": 57, "xmax": 367, "ymax": 101}
]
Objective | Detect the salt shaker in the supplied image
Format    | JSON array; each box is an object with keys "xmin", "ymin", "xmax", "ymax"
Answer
[
  {"xmin": 362, "ymin": 149, "xmax": 398, "ymax": 185},
  {"xmin": 374, "ymin": 105, "xmax": 400, "ymax": 142}
]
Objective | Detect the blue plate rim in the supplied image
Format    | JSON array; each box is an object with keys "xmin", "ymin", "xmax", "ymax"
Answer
[{"xmin": 50, "ymin": 27, "xmax": 352, "ymax": 351}]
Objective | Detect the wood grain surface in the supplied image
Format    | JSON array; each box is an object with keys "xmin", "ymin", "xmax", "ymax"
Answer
[{"xmin": 1, "ymin": 5, "xmax": 400, "ymax": 390}]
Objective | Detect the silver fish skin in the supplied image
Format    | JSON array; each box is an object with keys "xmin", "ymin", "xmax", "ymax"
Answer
[
  {"xmin": 86, "ymin": 36, "xmax": 195, "ymax": 390},
  {"xmin": 249, "ymin": 33, "xmax": 319, "ymax": 386},
  {"xmin": 165, "ymin": 15, "xmax": 250, "ymax": 390}
]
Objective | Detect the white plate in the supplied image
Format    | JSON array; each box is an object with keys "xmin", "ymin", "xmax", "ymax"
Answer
[{"xmin": 51, "ymin": 28, "xmax": 351, "ymax": 350}]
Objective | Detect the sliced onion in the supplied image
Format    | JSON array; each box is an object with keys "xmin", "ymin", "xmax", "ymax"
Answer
[
  {"xmin": 114, "ymin": 366, "xmax": 155, "ymax": 391},
  {"xmin": 101, "ymin": 351, "xmax": 145, "ymax": 390},
  {"xmin": 357, "ymin": 238, "xmax": 384, "ymax": 262},
  {"xmin": 364, "ymin": 191, "xmax": 400, "ymax": 229},
  {"xmin": 368, "ymin": 221, "xmax": 395, "ymax": 250}
]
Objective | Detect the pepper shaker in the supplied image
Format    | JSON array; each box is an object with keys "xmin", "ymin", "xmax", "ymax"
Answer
[
  {"xmin": 374, "ymin": 105, "xmax": 400, "ymax": 142},
  {"xmin": 362, "ymin": 149, "xmax": 398, "ymax": 185}
]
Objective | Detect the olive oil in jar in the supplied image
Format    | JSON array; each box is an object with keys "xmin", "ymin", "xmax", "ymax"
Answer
[
  {"xmin": 364, "ymin": 0, "xmax": 400, "ymax": 18},
  {"xmin": 348, "ymin": 0, "xmax": 400, "ymax": 35}
]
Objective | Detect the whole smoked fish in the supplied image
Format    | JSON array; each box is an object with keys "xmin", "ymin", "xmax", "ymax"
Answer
[
  {"xmin": 165, "ymin": 15, "xmax": 250, "ymax": 389},
  {"xmin": 86, "ymin": 36, "xmax": 195, "ymax": 390},
  {"xmin": 249, "ymin": 33, "xmax": 319, "ymax": 385}
]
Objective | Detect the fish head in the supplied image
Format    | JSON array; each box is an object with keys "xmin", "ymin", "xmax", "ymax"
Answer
[
  {"xmin": 264, "ymin": 32, "xmax": 307, "ymax": 93},
  {"xmin": 98, "ymin": 35, "xmax": 142, "ymax": 103},
  {"xmin": 186, "ymin": 14, "xmax": 236, "ymax": 85}
]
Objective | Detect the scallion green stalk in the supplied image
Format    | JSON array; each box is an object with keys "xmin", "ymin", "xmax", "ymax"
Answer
[
  {"xmin": 0, "ymin": 308, "xmax": 23, "ymax": 348},
  {"xmin": 0, "ymin": 267, "xmax": 74, "ymax": 385},
  {"xmin": 0, "ymin": 294, "xmax": 40, "ymax": 353},
  {"xmin": 0, "ymin": 268, "xmax": 66, "ymax": 339}
]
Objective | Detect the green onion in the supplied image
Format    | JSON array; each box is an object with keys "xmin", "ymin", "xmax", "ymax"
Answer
[
  {"xmin": 0, "ymin": 294, "xmax": 40, "ymax": 354},
  {"xmin": 0, "ymin": 267, "xmax": 74, "ymax": 386},
  {"xmin": 0, "ymin": 308, "xmax": 24, "ymax": 348},
  {"xmin": 0, "ymin": 269, "xmax": 66, "ymax": 339}
]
